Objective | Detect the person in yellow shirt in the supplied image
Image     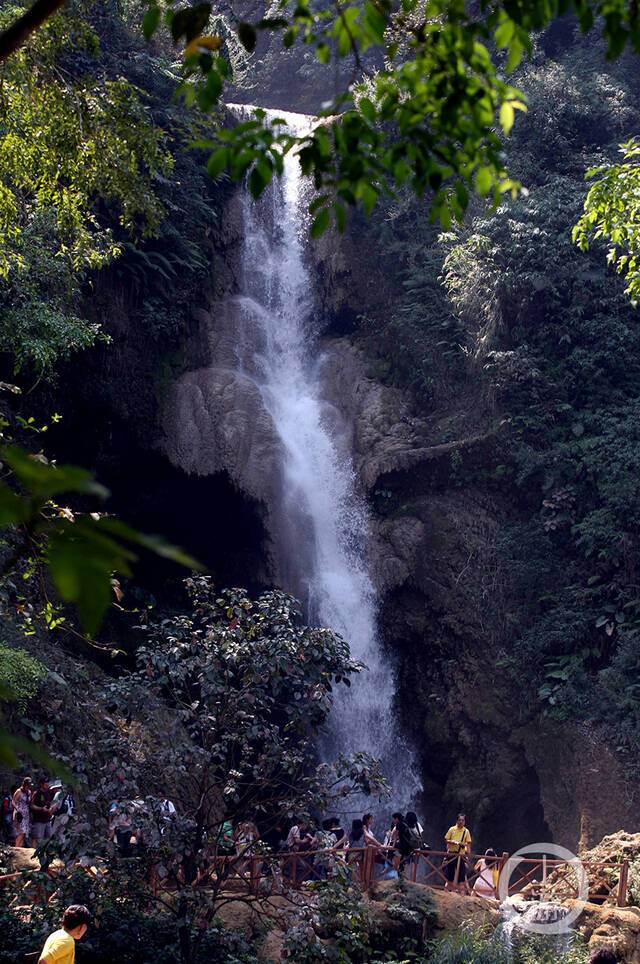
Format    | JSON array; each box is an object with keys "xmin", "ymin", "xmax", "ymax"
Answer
[
  {"xmin": 443, "ymin": 813, "xmax": 472, "ymax": 894},
  {"xmin": 38, "ymin": 904, "xmax": 90, "ymax": 964}
]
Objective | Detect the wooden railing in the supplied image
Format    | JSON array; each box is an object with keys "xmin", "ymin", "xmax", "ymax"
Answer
[
  {"xmin": 497, "ymin": 854, "xmax": 629, "ymax": 907},
  {"xmin": 192, "ymin": 847, "xmax": 630, "ymax": 907},
  {"xmin": 1, "ymin": 846, "xmax": 629, "ymax": 908}
]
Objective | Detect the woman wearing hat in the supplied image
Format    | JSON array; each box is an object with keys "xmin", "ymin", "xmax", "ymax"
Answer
[{"xmin": 12, "ymin": 777, "xmax": 32, "ymax": 847}]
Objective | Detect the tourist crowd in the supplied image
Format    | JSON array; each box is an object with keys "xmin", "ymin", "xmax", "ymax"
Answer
[
  {"xmin": 105, "ymin": 801, "xmax": 498, "ymax": 897},
  {"xmin": 1, "ymin": 775, "xmax": 76, "ymax": 848},
  {"xmin": 2, "ymin": 786, "xmax": 625, "ymax": 964},
  {"xmin": 2, "ymin": 778, "xmax": 502, "ymax": 899}
]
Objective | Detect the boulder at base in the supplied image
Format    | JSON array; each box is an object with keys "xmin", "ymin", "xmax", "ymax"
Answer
[{"xmin": 573, "ymin": 900, "xmax": 640, "ymax": 962}]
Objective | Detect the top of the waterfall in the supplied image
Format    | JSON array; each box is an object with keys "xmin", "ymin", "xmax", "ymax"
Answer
[{"xmin": 226, "ymin": 102, "xmax": 316, "ymax": 135}]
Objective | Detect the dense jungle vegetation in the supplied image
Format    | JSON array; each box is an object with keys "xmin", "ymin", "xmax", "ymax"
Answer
[
  {"xmin": 358, "ymin": 23, "xmax": 640, "ymax": 769},
  {"xmin": 0, "ymin": 0, "xmax": 640, "ymax": 960}
]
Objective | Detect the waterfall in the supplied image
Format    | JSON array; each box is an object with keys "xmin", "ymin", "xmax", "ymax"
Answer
[
  {"xmin": 167, "ymin": 106, "xmax": 421, "ymax": 813},
  {"xmin": 499, "ymin": 899, "xmax": 574, "ymax": 959}
]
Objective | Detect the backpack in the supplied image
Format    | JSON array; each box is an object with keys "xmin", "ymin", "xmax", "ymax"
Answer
[
  {"xmin": 57, "ymin": 793, "xmax": 76, "ymax": 817},
  {"xmin": 407, "ymin": 825, "xmax": 423, "ymax": 850}
]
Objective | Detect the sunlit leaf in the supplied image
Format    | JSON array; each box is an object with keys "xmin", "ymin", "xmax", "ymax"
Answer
[{"xmin": 2, "ymin": 447, "xmax": 109, "ymax": 500}]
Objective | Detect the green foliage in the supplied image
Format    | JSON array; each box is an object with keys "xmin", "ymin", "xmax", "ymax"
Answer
[
  {"xmin": 353, "ymin": 33, "xmax": 640, "ymax": 759},
  {"xmin": 358, "ymin": 212, "xmax": 466, "ymax": 408},
  {"xmin": 425, "ymin": 927, "xmax": 509, "ymax": 963},
  {"xmin": 282, "ymin": 879, "xmax": 374, "ymax": 962},
  {"xmin": 279, "ymin": 877, "xmax": 436, "ymax": 962},
  {"xmin": 104, "ymin": 577, "xmax": 384, "ymax": 815},
  {"xmin": 132, "ymin": 0, "xmax": 640, "ymax": 233},
  {"xmin": 0, "ymin": 0, "xmax": 638, "ymax": 246},
  {"xmin": 431, "ymin": 40, "xmax": 640, "ymax": 734},
  {"xmin": 0, "ymin": 445, "xmax": 201, "ymax": 635},
  {"xmin": 176, "ymin": 0, "xmax": 527, "ymax": 230},
  {"xmin": 84, "ymin": 910, "xmax": 256, "ymax": 964},
  {"xmin": 573, "ymin": 137, "xmax": 640, "ymax": 305},
  {"xmin": 0, "ymin": 893, "xmax": 256, "ymax": 964},
  {"xmin": 15, "ymin": 580, "xmax": 386, "ymax": 962},
  {"xmin": 0, "ymin": 643, "xmax": 46, "ymax": 711},
  {"xmin": 0, "ymin": 211, "xmax": 107, "ymax": 373},
  {"xmin": 0, "ymin": 1, "xmax": 220, "ymax": 772},
  {"xmin": 0, "ymin": 4, "xmax": 177, "ymax": 375},
  {"xmin": 595, "ymin": 630, "xmax": 640, "ymax": 755},
  {"xmin": 0, "ymin": 646, "xmax": 68, "ymax": 769},
  {"xmin": 425, "ymin": 927, "xmax": 588, "ymax": 964},
  {"xmin": 135, "ymin": 0, "xmax": 640, "ymax": 236},
  {"xmin": 0, "ymin": 7, "xmax": 170, "ymax": 274}
]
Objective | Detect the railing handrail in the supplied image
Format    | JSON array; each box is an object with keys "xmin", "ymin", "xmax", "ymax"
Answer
[
  {"xmin": 212, "ymin": 846, "xmax": 629, "ymax": 906},
  {"xmin": 1, "ymin": 845, "xmax": 628, "ymax": 908}
]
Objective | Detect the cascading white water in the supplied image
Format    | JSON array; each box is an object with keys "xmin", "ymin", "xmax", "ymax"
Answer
[
  {"xmin": 228, "ymin": 107, "xmax": 420, "ymax": 813},
  {"xmin": 499, "ymin": 900, "xmax": 574, "ymax": 959},
  {"xmin": 166, "ymin": 104, "xmax": 421, "ymax": 812}
]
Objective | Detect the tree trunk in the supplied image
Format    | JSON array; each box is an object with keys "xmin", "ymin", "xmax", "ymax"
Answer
[{"xmin": 0, "ymin": 0, "xmax": 68, "ymax": 63}]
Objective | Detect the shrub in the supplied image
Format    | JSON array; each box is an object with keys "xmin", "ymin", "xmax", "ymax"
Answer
[{"xmin": 0, "ymin": 644, "xmax": 46, "ymax": 711}]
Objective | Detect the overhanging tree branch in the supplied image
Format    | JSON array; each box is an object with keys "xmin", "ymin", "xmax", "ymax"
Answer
[{"xmin": 0, "ymin": 0, "xmax": 68, "ymax": 63}]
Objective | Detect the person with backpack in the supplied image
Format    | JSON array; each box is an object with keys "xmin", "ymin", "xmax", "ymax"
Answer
[
  {"xmin": 51, "ymin": 782, "xmax": 77, "ymax": 840},
  {"xmin": 1, "ymin": 789, "xmax": 15, "ymax": 844},
  {"xmin": 405, "ymin": 812, "xmax": 425, "ymax": 852},
  {"xmin": 400, "ymin": 811, "xmax": 427, "ymax": 878},
  {"xmin": 388, "ymin": 812, "xmax": 412, "ymax": 876}
]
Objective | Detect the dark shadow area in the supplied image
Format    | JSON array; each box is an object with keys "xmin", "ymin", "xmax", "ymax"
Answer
[{"xmin": 45, "ymin": 404, "xmax": 271, "ymax": 605}]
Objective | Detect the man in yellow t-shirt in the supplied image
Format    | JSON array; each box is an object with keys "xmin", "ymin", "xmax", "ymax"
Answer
[
  {"xmin": 39, "ymin": 904, "xmax": 90, "ymax": 964},
  {"xmin": 443, "ymin": 813, "xmax": 472, "ymax": 894}
]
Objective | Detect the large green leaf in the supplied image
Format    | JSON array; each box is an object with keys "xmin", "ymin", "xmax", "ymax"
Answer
[
  {"xmin": 47, "ymin": 521, "xmax": 137, "ymax": 635},
  {"xmin": 2, "ymin": 446, "xmax": 109, "ymax": 500}
]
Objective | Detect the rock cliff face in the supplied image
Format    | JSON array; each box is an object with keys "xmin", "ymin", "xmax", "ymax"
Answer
[
  {"xmin": 311, "ymin": 233, "xmax": 638, "ymax": 853},
  {"xmin": 162, "ymin": 301, "xmax": 284, "ymax": 503},
  {"xmin": 154, "ymin": 171, "xmax": 637, "ymax": 851},
  {"xmin": 228, "ymin": 2, "xmax": 374, "ymax": 113}
]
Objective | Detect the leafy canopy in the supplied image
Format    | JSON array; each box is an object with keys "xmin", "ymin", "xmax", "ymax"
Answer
[
  {"xmin": 0, "ymin": 5, "xmax": 171, "ymax": 278},
  {"xmin": 0, "ymin": 644, "xmax": 46, "ymax": 712},
  {"xmin": 126, "ymin": 578, "xmax": 387, "ymax": 818},
  {"xmin": 573, "ymin": 137, "xmax": 640, "ymax": 306},
  {"xmin": 140, "ymin": 0, "xmax": 640, "ymax": 233},
  {"xmin": 47, "ymin": 580, "xmax": 387, "ymax": 961}
]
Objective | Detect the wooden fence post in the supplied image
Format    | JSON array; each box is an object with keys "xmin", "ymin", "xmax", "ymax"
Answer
[
  {"xmin": 618, "ymin": 860, "xmax": 629, "ymax": 907},
  {"xmin": 363, "ymin": 848, "xmax": 374, "ymax": 890},
  {"xmin": 498, "ymin": 852, "xmax": 509, "ymax": 898}
]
